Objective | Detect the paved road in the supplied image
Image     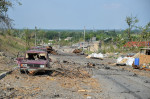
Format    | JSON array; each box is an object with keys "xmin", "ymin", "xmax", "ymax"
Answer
[
  {"xmin": 93, "ymin": 65, "xmax": 150, "ymax": 99},
  {"xmin": 50, "ymin": 51, "xmax": 150, "ymax": 99}
]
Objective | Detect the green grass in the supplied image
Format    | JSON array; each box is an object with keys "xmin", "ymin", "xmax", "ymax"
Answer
[{"xmin": 0, "ymin": 34, "xmax": 27, "ymax": 56}]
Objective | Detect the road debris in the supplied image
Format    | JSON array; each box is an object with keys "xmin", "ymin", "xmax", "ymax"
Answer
[
  {"xmin": 47, "ymin": 46, "xmax": 57, "ymax": 55},
  {"xmin": 73, "ymin": 49, "xmax": 82, "ymax": 54},
  {"xmin": 132, "ymin": 48, "xmax": 150, "ymax": 70},
  {"xmin": 0, "ymin": 51, "xmax": 102, "ymax": 98},
  {"xmin": 86, "ymin": 53, "xmax": 104, "ymax": 60},
  {"xmin": 87, "ymin": 62, "xmax": 96, "ymax": 68},
  {"xmin": 116, "ymin": 56, "xmax": 134, "ymax": 66},
  {"xmin": 2, "ymin": 46, "xmax": 150, "ymax": 99}
]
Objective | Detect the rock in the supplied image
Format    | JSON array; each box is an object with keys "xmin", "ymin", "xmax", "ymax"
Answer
[
  {"xmin": 87, "ymin": 96, "xmax": 92, "ymax": 99},
  {"xmin": 0, "ymin": 52, "xmax": 5, "ymax": 56},
  {"xmin": 144, "ymin": 80, "xmax": 150, "ymax": 83},
  {"xmin": 105, "ymin": 67, "xmax": 110, "ymax": 69},
  {"xmin": 15, "ymin": 76, "xmax": 19, "ymax": 79},
  {"xmin": 63, "ymin": 60, "xmax": 68, "ymax": 63}
]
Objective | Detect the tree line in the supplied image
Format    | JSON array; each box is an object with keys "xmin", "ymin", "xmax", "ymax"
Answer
[{"xmin": 0, "ymin": 1, "xmax": 150, "ymax": 50}]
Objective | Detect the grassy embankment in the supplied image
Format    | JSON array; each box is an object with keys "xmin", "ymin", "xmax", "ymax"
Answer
[{"xmin": 0, "ymin": 34, "xmax": 26, "ymax": 56}]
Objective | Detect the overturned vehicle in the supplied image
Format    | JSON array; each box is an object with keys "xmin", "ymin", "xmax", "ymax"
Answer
[{"xmin": 18, "ymin": 50, "xmax": 51, "ymax": 74}]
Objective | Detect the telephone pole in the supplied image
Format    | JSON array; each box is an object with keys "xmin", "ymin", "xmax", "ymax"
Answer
[
  {"xmin": 58, "ymin": 32, "xmax": 60, "ymax": 48},
  {"xmin": 35, "ymin": 26, "xmax": 37, "ymax": 46},
  {"xmin": 82, "ymin": 26, "xmax": 86, "ymax": 52},
  {"xmin": 84, "ymin": 26, "xmax": 85, "ymax": 42}
]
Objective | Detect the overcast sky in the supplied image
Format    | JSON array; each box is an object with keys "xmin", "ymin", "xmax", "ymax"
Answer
[{"xmin": 8, "ymin": 0, "xmax": 150, "ymax": 29}]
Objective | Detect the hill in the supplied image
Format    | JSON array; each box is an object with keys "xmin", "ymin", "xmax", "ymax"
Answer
[{"xmin": 0, "ymin": 35, "xmax": 26, "ymax": 57}]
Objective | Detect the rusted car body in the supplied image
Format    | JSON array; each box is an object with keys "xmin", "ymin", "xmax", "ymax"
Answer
[
  {"xmin": 19, "ymin": 50, "xmax": 51, "ymax": 74},
  {"xmin": 31, "ymin": 46, "xmax": 57, "ymax": 54},
  {"xmin": 31, "ymin": 46, "xmax": 47, "ymax": 52}
]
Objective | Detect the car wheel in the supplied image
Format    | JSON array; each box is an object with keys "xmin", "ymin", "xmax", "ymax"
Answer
[{"xmin": 20, "ymin": 70, "xmax": 25, "ymax": 74}]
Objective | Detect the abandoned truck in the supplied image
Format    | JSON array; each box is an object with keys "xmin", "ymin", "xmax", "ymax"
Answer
[{"xmin": 18, "ymin": 50, "xmax": 51, "ymax": 74}]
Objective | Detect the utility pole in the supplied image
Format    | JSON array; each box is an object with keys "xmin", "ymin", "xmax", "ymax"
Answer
[
  {"xmin": 84, "ymin": 26, "xmax": 85, "ymax": 42},
  {"xmin": 35, "ymin": 26, "xmax": 37, "ymax": 47},
  {"xmin": 59, "ymin": 32, "xmax": 60, "ymax": 41},
  {"xmin": 83, "ymin": 26, "xmax": 86, "ymax": 52},
  {"xmin": 59, "ymin": 32, "xmax": 60, "ymax": 46},
  {"xmin": 42, "ymin": 31, "xmax": 44, "ymax": 46}
]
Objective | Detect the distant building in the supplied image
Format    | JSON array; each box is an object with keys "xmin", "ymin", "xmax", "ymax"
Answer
[
  {"xmin": 49, "ymin": 40, "xmax": 53, "ymax": 42},
  {"xmin": 88, "ymin": 41, "xmax": 100, "ymax": 52},
  {"xmin": 91, "ymin": 37, "xmax": 96, "ymax": 42},
  {"xmin": 65, "ymin": 37, "xmax": 72, "ymax": 41}
]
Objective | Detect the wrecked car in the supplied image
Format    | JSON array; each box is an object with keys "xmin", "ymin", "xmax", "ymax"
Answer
[
  {"xmin": 18, "ymin": 50, "xmax": 51, "ymax": 74},
  {"xmin": 31, "ymin": 46, "xmax": 47, "ymax": 52},
  {"xmin": 31, "ymin": 46, "xmax": 57, "ymax": 54}
]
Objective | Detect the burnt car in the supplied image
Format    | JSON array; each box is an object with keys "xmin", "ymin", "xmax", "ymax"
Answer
[
  {"xmin": 31, "ymin": 46, "xmax": 47, "ymax": 52},
  {"xmin": 19, "ymin": 50, "xmax": 51, "ymax": 74},
  {"xmin": 30, "ymin": 46, "xmax": 57, "ymax": 54}
]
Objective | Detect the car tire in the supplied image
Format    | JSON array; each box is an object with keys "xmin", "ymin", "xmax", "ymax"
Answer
[{"xmin": 20, "ymin": 70, "xmax": 25, "ymax": 74}]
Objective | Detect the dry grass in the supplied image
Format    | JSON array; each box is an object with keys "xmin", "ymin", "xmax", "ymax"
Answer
[{"xmin": 0, "ymin": 35, "xmax": 26, "ymax": 56}]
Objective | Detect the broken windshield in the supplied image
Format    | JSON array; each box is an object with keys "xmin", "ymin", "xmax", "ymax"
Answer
[{"xmin": 25, "ymin": 53, "xmax": 46, "ymax": 60}]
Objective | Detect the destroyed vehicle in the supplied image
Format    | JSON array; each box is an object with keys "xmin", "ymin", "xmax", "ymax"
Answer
[
  {"xmin": 31, "ymin": 46, "xmax": 47, "ymax": 52},
  {"xmin": 46, "ymin": 46, "xmax": 57, "ymax": 54},
  {"xmin": 31, "ymin": 46, "xmax": 57, "ymax": 54},
  {"xmin": 19, "ymin": 50, "xmax": 51, "ymax": 74}
]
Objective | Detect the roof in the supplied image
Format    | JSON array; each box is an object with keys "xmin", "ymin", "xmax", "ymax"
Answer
[
  {"xmin": 124, "ymin": 41, "xmax": 150, "ymax": 47},
  {"xmin": 31, "ymin": 46, "xmax": 46, "ymax": 49},
  {"xmin": 26, "ymin": 50, "xmax": 46, "ymax": 53},
  {"xmin": 140, "ymin": 48, "xmax": 150, "ymax": 50}
]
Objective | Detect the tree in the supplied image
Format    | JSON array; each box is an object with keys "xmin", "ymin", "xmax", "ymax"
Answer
[
  {"xmin": 24, "ymin": 29, "xmax": 31, "ymax": 50},
  {"xmin": 0, "ymin": 0, "xmax": 21, "ymax": 29},
  {"xmin": 138, "ymin": 22, "xmax": 150, "ymax": 41},
  {"xmin": 37, "ymin": 30, "xmax": 46, "ymax": 45},
  {"xmin": 125, "ymin": 15, "xmax": 139, "ymax": 41}
]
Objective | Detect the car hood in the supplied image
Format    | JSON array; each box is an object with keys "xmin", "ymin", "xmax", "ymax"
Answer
[{"xmin": 21, "ymin": 60, "xmax": 47, "ymax": 65}]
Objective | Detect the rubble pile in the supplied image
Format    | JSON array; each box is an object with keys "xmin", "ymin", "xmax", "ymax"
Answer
[
  {"xmin": 46, "ymin": 46, "xmax": 57, "ymax": 55},
  {"xmin": 116, "ymin": 48, "xmax": 150, "ymax": 71},
  {"xmin": 116, "ymin": 56, "xmax": 134, "ymax": 66},
  {"xmin": 52, "ymin": 68, "xmax": 90, "ymax": 78},
  {"xmin": 50, "ymin": 61, "xmax": 101, "ymax": 95},
  {"xmin": 51, "ymin": 61, "xmax": 91, "ymax": 78},
  {"xmin": 0, "ymin": 57, "xmax": 100, "ymax": 99},
  {"xmin": 72, "ymin": 49, "xmax": 82, "ymax": 54},
  {"xmin": 86, "ymin": 53, "xmax": 104, "ymax": 60}
]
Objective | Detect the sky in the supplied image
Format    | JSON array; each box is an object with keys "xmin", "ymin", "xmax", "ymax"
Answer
[{"xmin": 8, "ymin": 0, "xmax": 150, "ymax": 30}]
